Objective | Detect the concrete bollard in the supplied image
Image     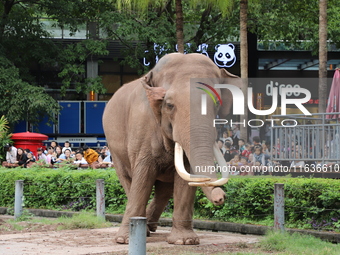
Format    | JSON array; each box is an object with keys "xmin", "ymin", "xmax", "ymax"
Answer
[
  {"xmin": 14, "ymin": 180, "xmax": 24, "ymax": 219},
  {"xmin": 96, "ymin": 179, "xmax": 105, "ymax": 219},
  {"xmin": 274, "ymin": 183, "xmax": 285, "ymax": 232},
  {"xmin": 129, "ymin": 217, "xmax": 147, "ymax": 255}
]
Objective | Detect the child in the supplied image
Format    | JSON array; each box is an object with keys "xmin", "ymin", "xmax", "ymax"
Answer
[
  {"xmin": 239, "ymin": 156, "xmax": 249, "ymax": 176},
  {"xmin": 229, "ymin": 153, "xmax": 241, "ymax": 166},
  {"xmin": 73, "ymin": 151, "xmax": 88, "ymax": 168},
  {"xmin": 62, "ymin": 141, "xmax": 72, "ymax": 154},
  {"xmin": 238, "ymin": 139, "xmax": 246, "ymax": 153},
  {"xmin": 253, "ymin": 146, "xmax": 266, "ymax": 166},
  {"xmin": 25, "ymin": 152, "xmax": 36, "ymax": 168},
  {"xmin": 241, "ymin": 143, "xmax": 252, "ymax": 158}
]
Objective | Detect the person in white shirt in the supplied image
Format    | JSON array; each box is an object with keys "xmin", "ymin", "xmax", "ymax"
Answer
[
  {"xmin": 62, "ymin": 141, "xmax": 72, "ymax": 154},
  {"xmin": 2, "ymin": 144, "xmax": 18, "ymax": 167},
  {"xmin": 73, "ymin": 152, "xmax": 88, "ymax": 166}
]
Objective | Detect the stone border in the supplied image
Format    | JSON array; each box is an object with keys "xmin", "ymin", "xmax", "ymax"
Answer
[{"xmin": 0, "ymin": 207, "xmax": 339, "ymax": 243}]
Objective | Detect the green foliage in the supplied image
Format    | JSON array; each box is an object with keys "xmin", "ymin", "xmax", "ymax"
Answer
[
  {"xmin": 249, "ymin": 0, "xmax": 340, "ymax": 52},
  {"xmin": 0, "ymin": 115, "xmax": 12, "ymax": 161},
  {"xmin": 195, "ymin": 176, "xmax": 340, "ymax": 230},
  {"xmin": 57, "ymin": 39, "xmax": 109, "ymax": 95},
  {"xmin": 0, "ymin": 56, "xmax": 61, "ymax": 127},
  {"xmin": 0, "ymin": 169, "xmax": 339, "ymax": 232},
  {"xmin": 259, "ymin": 230, "xmax": 339, "ymax": 254}
]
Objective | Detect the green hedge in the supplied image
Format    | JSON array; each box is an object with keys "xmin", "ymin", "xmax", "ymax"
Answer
[{"xmin": 0, "ymin": 167, "xmax": 339, "ymax": 230}]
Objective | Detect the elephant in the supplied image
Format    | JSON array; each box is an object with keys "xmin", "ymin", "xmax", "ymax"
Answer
[{"xmin": 102, "ymin": 53, "xmax": 242, "ymax": 245}]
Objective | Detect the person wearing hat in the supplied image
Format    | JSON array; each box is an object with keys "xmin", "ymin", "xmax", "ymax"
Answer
[{"xmin": 2, "ymin": 144, "xmax": 18, "ymax": 167}]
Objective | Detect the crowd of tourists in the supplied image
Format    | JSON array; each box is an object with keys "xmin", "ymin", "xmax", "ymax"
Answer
[{"xmin": 1, "ymin": 141, "xmax": 113, "ymax": 169}]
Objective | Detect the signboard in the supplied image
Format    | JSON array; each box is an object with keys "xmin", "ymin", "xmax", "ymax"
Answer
[{"xmin": 143, "ymin": 43, "xmax": 238, "ymax": 70}]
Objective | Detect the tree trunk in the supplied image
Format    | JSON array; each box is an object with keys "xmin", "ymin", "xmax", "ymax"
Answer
[
  {"xmin": 175, "ymin": 0, "xmax": 184, "ymax": 53},
  {"xmin": 240, "ymin": 0, "xmax": 248, "ymax": 141},
  {"xmin": 318, "ymin": 0, "xmax": 327, "ymax": 114}
]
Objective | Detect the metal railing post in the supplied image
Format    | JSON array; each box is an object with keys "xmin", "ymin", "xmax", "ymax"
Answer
[
  {"xmin": 14, "ymin": 180, "xmax": 24, "ymax": 219},
  {"xmin": 274, "ymin": 183, "xmax": 285, "ymax": 232},
  {"xmin": 129, "ymin": 217, "xmax": 147, "ymax": 255},
  {"xmin": 96, "ymin": 179, "xmax": 105, "ymax": 219}
]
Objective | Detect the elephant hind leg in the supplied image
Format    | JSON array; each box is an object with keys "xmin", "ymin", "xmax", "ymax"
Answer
[{"xmin": 146, "ymin": 181, "xmax": 173, "ymax": 232}]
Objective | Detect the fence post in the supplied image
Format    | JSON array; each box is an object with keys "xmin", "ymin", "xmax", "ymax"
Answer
[
  {"xmin": 129, "ymin": 217, "xmax": 147, "ymax": 255},
  {"xmin": 14, "ymin": 180, "xmax": 24, "ymax": 219},
  {"xmin": 274, "ymin": 183, "xmax": 285, "ymax": 232},
  {"xmin": 96, "ymin": 179, "xmax": 105, "ymax": 219}
]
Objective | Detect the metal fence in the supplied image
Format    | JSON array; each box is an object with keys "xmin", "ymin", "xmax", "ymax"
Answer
[{"xmin": 270, "ymin": 113, "xmax": 340, "ymax": 165}]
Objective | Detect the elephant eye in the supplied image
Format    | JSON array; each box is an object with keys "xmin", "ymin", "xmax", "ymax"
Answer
[{"xmin": 166, "ymin": 103, "xmax": 174, "ymax": 110}]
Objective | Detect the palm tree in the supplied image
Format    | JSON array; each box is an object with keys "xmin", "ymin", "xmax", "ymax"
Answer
[{"xmin": 318, "ymin": 0, "xmax": 327, "ymax": 114}]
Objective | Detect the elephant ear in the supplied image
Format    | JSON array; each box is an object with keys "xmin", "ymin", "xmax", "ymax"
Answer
[
  {"xmin": 218, "ymin": 68, "xmax": 242, "ymax": 118},
  {"xmin": 142, "ymin": 71, "xmax": 166, "ymax": 124}
]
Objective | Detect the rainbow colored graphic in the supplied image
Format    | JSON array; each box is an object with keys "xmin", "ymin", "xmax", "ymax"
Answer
[{"xmin": 196, "ymin": 82, "xmax": 223, "ymax": 106}]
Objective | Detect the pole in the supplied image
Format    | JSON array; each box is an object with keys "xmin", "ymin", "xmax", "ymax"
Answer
[
  {"xmin": 96, "ymin": 179, "xmax": 105, "ymax": 219},
  {"xmin": 14, "ymin": 180, "xmax": 24, "ymax": 219},
  {"xmin": 129, "ymin": 217, "xmax": 147, "ymax": 255},
  {"xmin": 274, "ymin": 183, "xmax": 285, "ymax": 232}
]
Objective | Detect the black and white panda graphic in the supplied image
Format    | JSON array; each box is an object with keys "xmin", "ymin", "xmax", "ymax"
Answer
[{"xmin": 214, "ymin": 43, "xmax": 236, "ymax": 68}]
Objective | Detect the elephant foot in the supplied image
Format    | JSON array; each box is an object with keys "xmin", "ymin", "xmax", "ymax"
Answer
[
  {"xmin": 115, "ymin": 225, "xmax": 150, "ymax": 244},
  {"xmin": 116, "ymin": 236, "xmax": 129, "ymax": 244},
  {"xmin": 147, "ymin": 223, "xmax": 158, "ymax": 232},
  {"xmin": 167, "ymin": 229, "xmax": 200, "ymax": 245},
  {"xmin": 115, "ymin": 226, "xmax": 129, "ymax": 244}
]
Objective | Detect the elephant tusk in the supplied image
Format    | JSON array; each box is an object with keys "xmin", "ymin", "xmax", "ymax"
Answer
[
  {"xmin": 174, "ymin": 142, "xmax": 211, "ymax": 182},
  {"xmin": 188, "ymin": 143, "xmax": 229, "ymax": 187}
]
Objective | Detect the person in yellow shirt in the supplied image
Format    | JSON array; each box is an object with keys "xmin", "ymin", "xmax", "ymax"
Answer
[{"xmin": 82, "ymin": 145, "xmax": 99, "ymax": 168}]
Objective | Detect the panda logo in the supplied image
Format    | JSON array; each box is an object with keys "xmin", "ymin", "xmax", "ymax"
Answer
[{"xmin": 214, "ymin": 43, "xmax": 236, "ymax": 68}]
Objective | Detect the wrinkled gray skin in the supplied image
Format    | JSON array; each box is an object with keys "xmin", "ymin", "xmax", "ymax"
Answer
[{"xmin": 103, "ymin": 53, "xmax": 241, "ymax": 245}]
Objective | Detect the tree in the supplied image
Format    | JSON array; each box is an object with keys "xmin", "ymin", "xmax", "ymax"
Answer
[
  {"xmin": 0, "ymin": 0, "xmax": 110, "ymax": 128},
  {"xmin": 0, "ymin": 56, "xmax": 60, "ymax": 127},
  {"xmin": 318, "ymin": 0, "xmax": 327, "ymax": 114},
  {"xmin": 115, "ymin": 0, "xmax": 235, "ymax": 54},
  {"xmin": 239, "ymin": 0, "xmax": 248, "ymax": 141}
]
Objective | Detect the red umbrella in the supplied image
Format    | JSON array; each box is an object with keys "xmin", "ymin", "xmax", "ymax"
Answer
[{"xmin": 326, "ymin": 69, "xmax": 340, "ymax": 119}]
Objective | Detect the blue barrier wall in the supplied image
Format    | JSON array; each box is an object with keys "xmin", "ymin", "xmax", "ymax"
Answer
[
  {"xmin": 58, "ymin": 102, "xmax": 81, "ymax": 134},
  {"xmin": 84, "ymin": 102, "xmax": 106, "ymax": 134},
  {"xmin": 13, "ymin": 101, "xmax": 106, "ymax": 139}
]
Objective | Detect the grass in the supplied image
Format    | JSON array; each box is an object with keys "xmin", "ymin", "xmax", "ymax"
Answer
[
  {"xmin": 55, "ymin": 212, "xmax": 111, "ymax": 230},
  {"xmin": 258, "ymin": 230, "xmax": 339, "ymax": 255},
  {"xmin": 1, "ymin": 212, "xmax": 112, "ymax": 232}
]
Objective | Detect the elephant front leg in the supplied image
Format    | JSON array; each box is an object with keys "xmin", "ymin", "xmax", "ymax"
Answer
[
  {"xmin": 115, "ymin": 172, "xmax": 155, "ymax": 244},
  {"xmin": 167, "ymin": 173, "xmax": 199, "ymax": 245}
]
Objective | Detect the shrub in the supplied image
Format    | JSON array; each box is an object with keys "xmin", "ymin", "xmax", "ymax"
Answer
[{"xmin": 0, "ymin": 168, "xmax": 339, "ymax": 230}]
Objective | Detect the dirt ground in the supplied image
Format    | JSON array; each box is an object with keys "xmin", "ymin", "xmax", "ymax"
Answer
[{"xmin": 0, "ymin": 215, "xmax": 263, "ymax": 255}]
